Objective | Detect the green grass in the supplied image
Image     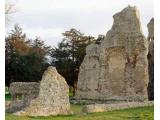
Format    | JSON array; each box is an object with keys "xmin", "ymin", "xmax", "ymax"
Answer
[
  {"xmin": 6, "ymin": 105, "xmax": 154, "ymax": 120},
  {"xmin": 5, "ymin": 93, "xmax": 11, "ymax": 101},
  {"xmin": 5, "ymin": 90, "xmax": 154, "ymax": 120}
]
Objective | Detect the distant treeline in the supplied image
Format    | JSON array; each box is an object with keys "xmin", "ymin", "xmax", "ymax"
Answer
[{"xmin": 5, "ymin": 25, "xmax": 103, "ymax": 95}]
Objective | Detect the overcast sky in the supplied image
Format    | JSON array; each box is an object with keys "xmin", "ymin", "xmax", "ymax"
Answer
[{"xmin": 6, "ymin": 0, "xmax": 154, "ymax": 47}]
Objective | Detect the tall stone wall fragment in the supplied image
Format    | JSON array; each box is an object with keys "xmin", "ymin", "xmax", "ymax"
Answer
[{"xmin": 76, "ymin": 6, "xmax": 149, "ymax": 101}]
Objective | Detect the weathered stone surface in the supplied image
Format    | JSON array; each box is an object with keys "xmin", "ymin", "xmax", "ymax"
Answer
[
  {"xmin": 70, "ymin": 97, "xmax": 129, "ymax": 105},
  {"xmin": 15, "ymin": 66, "xmax": 72, "ymax": 116},
  {"xmin": 147, "ymin": 18, "xmax": 154, "ymax": 40},
  {"xmin": 76, "ymin": 6, "xmax": 149, "ymax": 101},
  {"xmin": 5, "ymin": 101, "xmax": 11, "ymax": 109},
  {"xmin": 147, "ymin": 18, "xmax": 154, "ymax": 100},
  {"xmin": 6, "ymin": 82, "xmax": 39, "ymax": 113},
  {"xmin": 83, "ymin": 101, "xmax": 154, "ymax": 113}
]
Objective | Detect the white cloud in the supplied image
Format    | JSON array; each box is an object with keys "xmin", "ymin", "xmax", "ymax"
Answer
[
  {"xmin": 7, "ymin": 0, "xmax": 154, "ymax": 47},
  {"xmin": 24, "ymin": 28, "xmax": 63, "ymax": 38},
  {"xmin": 24, "ymin": 28, "xmax": 64, "ymax": 47},
  {"xmin": 15, "ymin": 0, "xmax": 153, "ymax": 13}
]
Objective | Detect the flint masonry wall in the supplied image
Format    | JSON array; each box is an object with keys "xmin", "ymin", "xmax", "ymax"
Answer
[{"xmin": 76, "ymin": 6, "xmax": 149, "ymax": 101}]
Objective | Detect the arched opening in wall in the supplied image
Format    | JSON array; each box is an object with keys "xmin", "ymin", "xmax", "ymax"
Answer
[{"xmin": 107, "ymin": 47, "xmax": 126, "ymax": 96}]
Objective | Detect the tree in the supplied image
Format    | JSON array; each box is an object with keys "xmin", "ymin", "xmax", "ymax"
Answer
[
  {"xmin": 5, "ymin": 25, "xmax": 51, "ymax": 86},
  {"xmin": 51, "ymin": 28, "xmax": 96, "ymax": 96},
  {"xmin": 5, "ymin": 25, "xmax": 30, "ymax": 86}
]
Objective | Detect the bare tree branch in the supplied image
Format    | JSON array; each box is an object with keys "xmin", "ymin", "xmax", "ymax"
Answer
[{"xmin": 5, "ymin": 1, "xmax": 17, "ymax": 25}]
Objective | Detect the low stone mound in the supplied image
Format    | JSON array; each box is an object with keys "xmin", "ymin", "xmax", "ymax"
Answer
[
  {"xmin": 15, "ymin": 66, "xmax": 72, "ymax": 116},
  {"xmin": 83, "ymin": 101, "xmax": 154, "ymax": 113},
  {"xmin": 6, "ymin": 82, "xmax": 40, "ymax": 113},
  {"xmin": 70, "ymin": 97, "xmax": 142, "ymax": 105}
]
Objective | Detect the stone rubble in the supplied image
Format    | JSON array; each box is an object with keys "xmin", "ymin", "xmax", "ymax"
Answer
[
  {"xmin": 6, "ymin": 82, "xmax": 39, "ymax": 113},
  {"xmin": 83, "ymin": 101, "xmax": 154, "ymax": 113}
]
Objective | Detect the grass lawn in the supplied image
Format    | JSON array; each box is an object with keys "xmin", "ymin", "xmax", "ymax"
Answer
[
  {"xmin": 6, "ymin": 105, "xmax": 154, "ymax": 120},
  {"xmin": 5, "ymin": 92, "xmax": 154, "ymax": 120}
]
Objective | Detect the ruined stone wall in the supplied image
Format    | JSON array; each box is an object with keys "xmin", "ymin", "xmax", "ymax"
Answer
[
  {"xmin": 15, "ymin": 66, "xmax": 72, "ymax": 116},
  {"xmin": 6, "ymin": 82, "xmax": 40, "ymax": 113},
  {"xmin": 147, "ymin": 18, "xmax": 154, "ymax": 100},
  {"xmin": 76, "ymin": 6, "xmax": 149, "ymax": 101}
]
